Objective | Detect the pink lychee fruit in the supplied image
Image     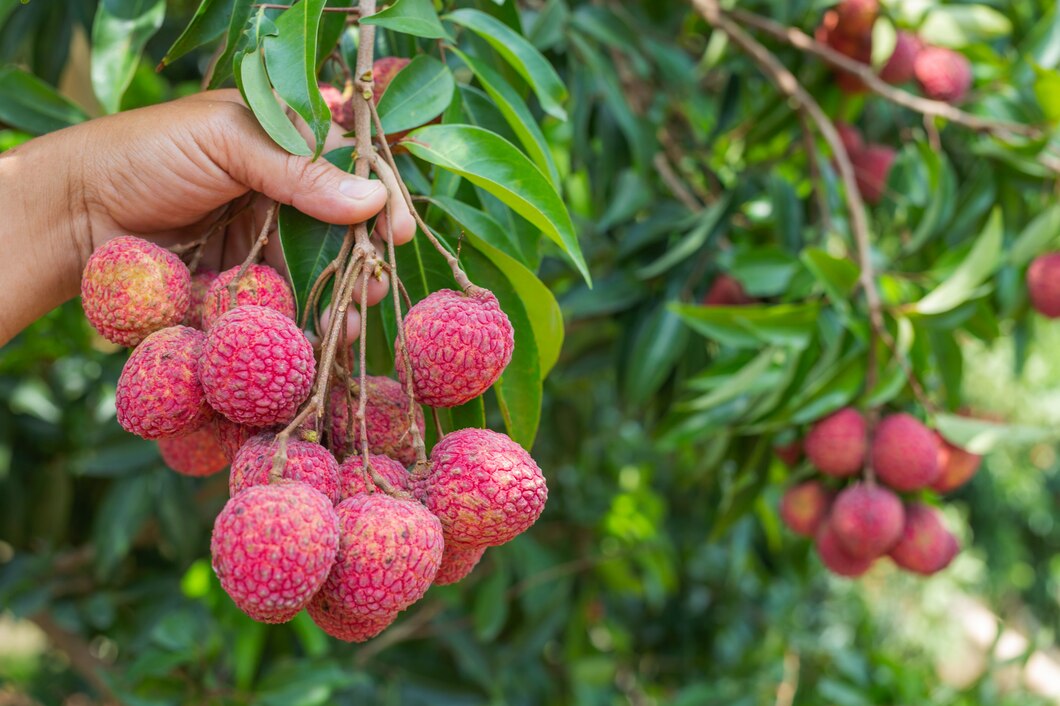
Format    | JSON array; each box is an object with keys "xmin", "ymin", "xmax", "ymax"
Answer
[
  {"xmin": 336, "ymin": 453, "xmax": 410, "ymax": 501},
  {"xmin": 815, "ymin": 518, "xmax": 875, "ymax": 577},
  {"xmin": 396, "ymin": 289, "xmax": 514, "ymax": 408},
  {"xmin": 779, "ymin": 480, "xmax": 832, "ymax": 537},
  {"xmin": 852, "ymin": 144, "xmax": 896, "ymax": 204},
  {"xmin": 213, "ymin": 417, "xmax": 260, "ymax": 462},
  {"xmin": 889, "ymin": 502, "xmax": 960, "ymax": 575},
  {"xmin": 804, "ymin": 408, "xmax": 866, "ymax": 477},
  {"xmin": 914, "ymin": 46, "xmax": 972, "ymax": 103},
  {"xmin": 774, "ymin": 439, "xmax": 803, "ymax": 466},
  {"xmin": 416, "ymin": 428, "xmax": 547, "ymax": 546},
  {"xmin": 833, "ymin": 0, "xmax": 879, "ymax": 38},
  {"xmin": 230, "ymin": 434, "xmax": 340, "ymax": 504},
  {"xmin": 880, "ymin": 31, "xmax": 921, "ymax": 84},
  {"xmin": 201, "ymin": 264, "xmax": 296, "ymax": 330},
  {"xmin": 372, "ymin": 57, "xmax": 410, "ymax": 105},
  {"xmin": 199, "ymin": 305, "xmax": 315, "ymax": 427},
  {"xmin": 931, "ymin": 433, "xmax": 981, "ymax": 493},
  {"xmin": 319, "ymin": 82, "xmax": 353, "ymax": 131},
  {"xmin": 1027, "ymin": 253, "xmax": 1060, "ymax": 318},
  {"xmin": 328, "ymin": 376, "xmax": 426, "ymax": 464},
  {"xmin": 81, "ymin": 236, "xmax": 191, "ymax": 346},
  {"xmin": 702, "ymin": 275, "xmax": 754, "ymax": 306},
  {"xmin": 158, "ymin": 426, "xmax": 228, "ymax": 477},
  {"xmin": 434, "ymin": 541, "xmax": 487, "ymax": 586},
  {"xmin": 116, "ymin": 326, "xmax": 211, "ymax": 439},
  {"xmin": 307, "ymin": 605, "xmax": 398, "ymax": 643},
  {"xmin": 211, "ymin": 482, "xmax": 339, "ymax": 623},
  {"xmin": 183, "ymin": 269, "xmax": 218, "ymax": 330},
  {"xmin": 872, "ymin": 413, "xmax": 940, "ymax": 491},
  {"xmin": 829, "ymin": 483, "xmax": 904, "ymax": 559},
  {"xmin": 835, "ymin": 121, "xmax": 864, "ymax": 158}
]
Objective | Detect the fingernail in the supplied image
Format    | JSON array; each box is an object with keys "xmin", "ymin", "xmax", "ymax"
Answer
[{"xmin": 339, "ymin": 178, "xmax": 384, "ymax": 201}]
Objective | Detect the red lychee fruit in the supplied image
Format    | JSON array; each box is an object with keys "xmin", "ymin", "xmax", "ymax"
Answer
[
  {"xmin": 889, "ymin": 502, "xmax": 959, "ymax": 575},
  {"xmin": 328, "ymin": 376, "xmax": 426, "ymax": 464},
  {"xmin": 81, "ymin": 236, "xmax": 191, "ymax": 346},
  {"xmin": 829, "ymin": 483, "xmax": 904, "ymax": 559},
  {"xmin": 833, "ymin": 0, "xmax": 879, "ymax": 38},
  {"xmin": 774, "ymin": 439, "xmax": 803, "ymax": 467},
  {"xmin": 434, "ymin": 541, "xmax": 486, "ymax": 586},
  {"xmin": 835, "ymin": 121, "xmax": 864, "ymax": 158},
  {"xmin": 336, "ymin": 453, "xmax": 410, "ymax": 501},
  {"xmin": 416, "ymin": 428, "xmax": 547, "ymax": 546},
  {"xmin": 183, "ymin": 269, "xmax": 218, "ymax": 330},
  {"xmin": 200, "ymin": 264, "xmax": 296, "ymax": 331},
  {"xmin": 319, "ymin": 82, "xmax": 353, "ymax": 131},
  {"xmin": 211, "ymin": 482, "xmax": 339, "ymax": 623},
  {"xmin": 880, "ymin": 31, "xmax": 921, "ymax": 84},
  {"xmin": 116, "ymin": 326, "xmax": 211, "ymax": 439},
  {"xmin": 396, "ymin": 289, "xmax": 514, "ymax": 408},
  {"xmin": 816, "ymin": 9, "xmax": 873, "ymax": 93},
  {"xmin": 702, "ymin": 275, "xmax": 753, "ymax": 306},
  {"xmin": 308, "ymin": 493, "xmax": 443, "ymax": 626},
  {"xmin": 1027, "ymin": 253, "xmax": 1060, "ymax": 318},
  {"xmin": 213, "ymin": 417, "xmax": 260, "ymax": 462},
  {"xmin": 931, "ymin": 433, "xmax": 981, "ymax": 493},
  {"xmin": 372, "ymin": 57, "xmax": 410, "ymax": 105},
  {"xmin": 230, "ymin": 434, "xmax": 340, "ymax": 504},
  {"xmin": 307, "ymin": 605, "xmax": 397, "ymax": 643},
  {"xmin": 815, "ymin": 519, "xmax": 875, "ymax": 578},
  {"xmin": 779, "ymin": 480, "xmax": 832, "ymax": 537},
  {"xmin": 872, "ymin": 413, "xmax": 940, "ymax": 491},
  {"xmin": 158, "ymin": 426, "xmax": 228, "ymax": 477},
  {"xmin": 804, "ymin": 408, "xmax": 866, "ymax": 477},
  {"xmin": 199, "ymin": 305, "xmax": 316, "ymax": 427},
  {"xmin": 914, "ymin": 46, "xmax": 972, "ymax": 103},
  {"xmin": 852, "ymin": 144, "xmax": 896, "ymax": 205}
]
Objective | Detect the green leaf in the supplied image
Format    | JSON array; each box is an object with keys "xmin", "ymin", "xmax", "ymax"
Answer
[
  {"xmin": 729, "ymin": 248, "xmax": 799, "ymax": 298},
  {"xmin": 920, "ymin": 5, "xmax": 1012, "ymax": 47},
  {"xmin": 801, "ymin": 248, "xmax": 860, "ymax": 309},
  {"xmin": 915, "ymin": 209, "xmax": 1003, "ymax": 315},
  {"xmin": 1009, "ymin": 203, "xmax": 1060, "ymax": 268},
  {"xmin": 1033, "ymin": 65, "xmax": 1060, "ymax": 122},
  {"xmin": 623, "ymin": 303, "xmax": 689, "ymax": 404},
  {"xmin": 445, "ymin": 8, "xmax": 568, "ymax": 121},
  {"xmin": 160, "ymin": 0, "xmax": 232, "ymax": 67},
  {"xmin": 277, "ymin": 208, "xmax": 346, "ymax": 323},
  {"xmin": 473, "ymin": 563, "xmax": 509, "ymax": 642},
  {"xmin": 425, "ymin": 195, "xmax": 522, "ymax": 261},
  {"xmin": 671, "ymin": 302, "xmax": 823, "ymax": 350},
  {"xmin": 236, "ymin": 47, "xmax": 312, "ymax": 156},
  {"xmin": 377, "ymin": 55, "xmax": 456, "ymax": 135},
  {"xmin": 680, "ymin": 348, "xmax": 782, "ymax": 413},
  {"xmin": 0, "ymin": 66, "xmax": 88, "ymax": 135},
  {"xmin": 90, "ymin": 0, "xmax": 166, "ymax": 114},
  {"xmin": 264, "ymin": 0, "xmax": 329, "ymax": 157},
  {"xmin": 935, "ymin": 413, "xmax": 1059, "ymax": 454},
  {"xmin": 360, "ymin": 0, "xmax": 449, "ymax": 39},
  {"xmin": 404, "ymin": 124, "xmax": 590, "ymax": 284},
  {"xmin": 92, "ymin": 471, "xmax": 155, "ymax": 579},
  {"xmin": 207, "ymin": 0, "xmax": 255, "ymax": 88}
]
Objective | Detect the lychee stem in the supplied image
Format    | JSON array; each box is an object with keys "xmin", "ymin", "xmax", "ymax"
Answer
[{"xmin": 227, "ymin": 200, "xmax": 278, "ymax": 308}]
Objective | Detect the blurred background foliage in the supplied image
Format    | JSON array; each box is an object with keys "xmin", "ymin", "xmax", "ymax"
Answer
[{"xmin": 4, "ymin": 0, "xmax": 1060, "ymax": 703}]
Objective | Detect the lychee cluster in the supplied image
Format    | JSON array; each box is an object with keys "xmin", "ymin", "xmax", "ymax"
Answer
[{"xmin": 778, "ymin": 406, "xmax": 977, "ymax": 578}]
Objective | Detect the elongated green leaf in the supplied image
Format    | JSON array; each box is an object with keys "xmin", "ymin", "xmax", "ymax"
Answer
[
  {"xmin": 445, "ymin": 8, "xmax": 568, "ymax": 121},
  {"xmin": 207, "ymin": 0, "xmax": 255, "ymax": 88},
  {"xmin": 624, "ymin": 303, "xmax": 688, "ymax": 404},
  {"xmin": 920, "ymin": 5, "xmax": 1012, "ymax": 47},
  {"xmin": 236, "ymin": 47, "xmax": 312, "ymax": 156},
  {"xmin": 91, "ymin": 0, "xmax": 166, "ymax": 113},
  {"xmin": 671, "ymin": 302, "xmax": 822, "ymax": 350},
  {"xmin": 264, "ymin": 0, "xmax": 328, "ymax": 157},
  {"xmin": 0, "ymin": 66, "xmax": 88, "ymax": 134},
  {"xmin": 425, "ymin": 195, "xmax": 522, "ymax": 259},
  {"xmin": 1009, "ymin": 204, "xmax": 1060, "ymax": 268},
  {"xmin": 360, "ymin": 0, "xmax": 448, "ymax": 39},
  {"xmin": 935, "ymin": 413, "xmax": 1059, "ymax": 454},
  {"xmin": 680, "ymin": 348, "xmax": 781, "ymax": 412},
  {"xmin": 916, "ymin": 208, "xmax": 1003, "ymax": 314},
  {"xmin": 377, "ymin": 55, "xmax": 455, "ymax": 135},
  {"xmin": 404, "ymin": 124, "xmax": 590, "ymax": 284},
  {"xmin": 160, "ymin": 0, "xmax": 232, "ymax": 67},
  {"xmin": 801, "ymin": 248, "xmax": 860, "ymax": 311},
  {"xmin": 277, "ymin": 208, "xmax": 346, "ymax": 321}
]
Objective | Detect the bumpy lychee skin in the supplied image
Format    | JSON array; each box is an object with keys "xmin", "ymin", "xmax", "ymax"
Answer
[
  {"xmin": 183, "ymin": 269, "xmax": 218, "ymax": 330},
  {"xmin": 213, "ymin": 417, "xmax": 260, "ymax": 462},
  {"xmin": 199, "ymin": 305, "xmax": 316, "ymax": 427},
  {"xmin": 1027, "ymin": 253, "xmax": 1060, "ymax": 318},
  {"xmin": 914, "ymin": 46, "xmax": 972, "ymax": 103},
  {"xmin": 158, "ymin": 426, "xmax": 228, "ymax": 477},
  {"xmin": 434, "ymin": 541, "xmax": 487, "ymax": 586},
  {"xmin": 319, "ymin": 82, "xmax": 353, "ymax": 131},
  {"xmin": 201, "ymin": 264, "xmax": 296, "ymax": 330},
  {"xmin": 779, "ymin": 481, "xmax": 832, "ymax": 537},
  {"xmin": 308, "ymin": 603, "xmax": 397, "ymax": 643},
  {"xmin": 328, "ymin": 376, "xmax": 426, "ymax": 464},
  {"xmin": 872, "ymin": 413, "xmax": 941, "ymax": 491},
  {"xmin": 889, "ymin": 503, "xmax": 959, "ymax": 575},
  {"xmin": 211, "ymin": 482, "xmax": 339, "ymax": 623},
  {"xmin": 932, "ymin": 433, "xmax": 981, "ymax": 493},
  {"xmin": 337, "ymin": 453, "xmax": 410, "ymax": 501},
  {"xmin": 774, "ymin": 439, "xmax": 803, "ymax": 467},
  {"xmin": 835, "ymin": 122, "xmax": 864, "ymax": 158},
  {"xmin": 804, "ymin": 408, "xmax": 866, "ymax": 477},
  {"xmin": 116, "ymin": 326, "xmax": 211, "ymax": 439},
  {"xmin": 396, "ymin": 289, "xmax": 514, "ymax": 408},
  {"xmin": 852, "ymin": 144, "xmax": 896, "ymax": 204},
  {"xmin": 230, "ymin": 434, "xmax": 340, "ymax": 503},
  {"xmin": 880, "ymin": 31, "xmax": 921, "ymax": 84},
  {"xmin": 81, "ymin": 236, "xmax": 191, "ymax": 346},
  {"xmin": 702, "ymin": 275, "xmax": 753, "ymax": 306},
  {"xmin": 815, "ymin": 520, "xmax": 875, "ymax": 578},
  {"xmin": 308, "ymin": 493, "xmax": 443, "ymax": 621},
  {"xmin": 830, "ymin": 483, "xmax": 904, "ymax": 559},
  {"xmin": 417, "ymin": 428, "xmax": 547, "ymax": 546}
]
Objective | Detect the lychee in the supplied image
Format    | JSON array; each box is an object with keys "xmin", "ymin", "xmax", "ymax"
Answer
[
  {"xmin": 833, "ymin": 0, "xmax": 879, "ymax": 38},
  {"xmin": 199, "ymin": 305, "xmax": 316, "ymax": 427},
  {"xmin": 183, "ymin": 269, "xmax": 218, "ymax": 330},
  {"xmin": 158, "ymin": 426, "xmax": 228, "ymax": 477},
  {"xmin": 774, "ymin": 439, "xmax": 803, "ymax": 467},
  {"xmin": 211, "ymin": 482, "xmax": 339, "ymax": 623},
  {"xmin": 396, "ymin": 289, "xmax": 514, "ymax": 408},
  {"xmin": 815, "ymin": 519, "xmax": 875, "ymax": 578},
  {"xmin": 372, "ymin": 57, "xmax": 410, "ymax": 105},
  {"xmin": 804, "ymin": 408, "xmax": 866, "ymax": 477},
  {"xmin": 1027, "ymin": 253, "xmax": 1060, "ymax": 318},
  {"xmin": 213, "ymin": 417, "xmax": 260, "ymax": 462},
  {"xmin": 702, "ymin": 275, "xmax": 753, "ymax": 306},
  {"xmin": 434, "ymin": 541, "xmax": 486, "ymax": 586},
  {"xmin": 872, "ymin": 413, "xmax": 940, "ymax": 491},
  {"xmin": 336, "ymin": 453, "xmax": 410, "ymax": 501},
  {"xmin": 852, "ymin": 144, "xmax": 895, "ymax": 204},
  {"xmin": 816, "ymin": 8, "xmax": 873, "ymax": 93},
  {"xmin": 230, "ymin": 434, "xmax": 340, "ymax": 503},
  {"xmin": 307, "ymin": 604, "xmax": 397, "ymax": 643},
  {"xmin": 880, "ymin": 31, "xmax": 921, "ymax": 84},
  {"xmin": 201, "ymin": 264, "xmax": 296, "ymax": 330},
  {"xmin": 835, "ymin": 121, "xmax": 864, "ymax": 158},
  {"xmin": 829, "ymin": 483, "xmax": 904, "ymax": 559},
  {"xmin": 889, "ymin": 502, "xmax": 959, "ymax": 575},
  {"xmin": 931, "ymin": 433, "xmax": 981, "ymax": 493},
  {"xmin": 779, "ymin": 481, "xmax": 832, "ymax": 537},
  {"xmin": 116, "ymin": 326, "xmax": 211, "ymax": 439},
  {"xmin": 416, "ymin": 428, "xmax": 547, "ymax": 547},
  {"xmin": 914, "ymin": 46, "xmax": 972, "ymax": 103},
  {"xmin": 328, "ymin": 376, "xmax": 425, "ymax": 464},
  {"xmin": 81, "ymin": 236, "xmax": 191, "ymax": 346},
  {"xmin": 319, "ymin": 82, "xmax": 353, "ymax": 131}
]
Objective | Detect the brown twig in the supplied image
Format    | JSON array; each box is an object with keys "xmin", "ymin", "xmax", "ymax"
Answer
[{"xmin": 652, "ymin": 152, "xmax": 703, "ymax": 213}]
